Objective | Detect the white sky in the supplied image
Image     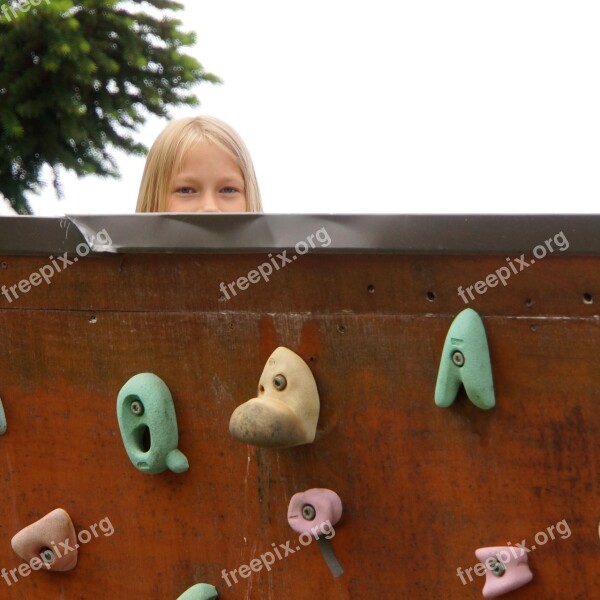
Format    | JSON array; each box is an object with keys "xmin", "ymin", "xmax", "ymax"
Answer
[{"xmin": 25, "ymin": 1, "xmax": 600, "ymax": 215}]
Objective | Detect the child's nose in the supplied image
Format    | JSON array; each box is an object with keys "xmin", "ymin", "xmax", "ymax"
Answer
[{"xmin": 199, "ymin": 192, "xmax": 220, "ymax": 213}]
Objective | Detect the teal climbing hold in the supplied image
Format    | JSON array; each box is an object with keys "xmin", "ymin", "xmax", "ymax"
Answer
[
  {"xmin": 434, "ymin": 308, "xmax": 495, "ymax": 410},
  {"xmin": 0, "ymin": 398, "xmax": 6, "ymax": 435},
  {"xmin": 176, "ymin": 583, "xmax": 218, "ymax": 599},
  {"xmin": 116, "ymin": 373, "xmax": 189, "ymax": 474}
]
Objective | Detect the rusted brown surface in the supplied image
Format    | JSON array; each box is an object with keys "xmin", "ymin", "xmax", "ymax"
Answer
[{"xmin": 0, "ymin": 253, "xmax": 598, "ymax": 599}]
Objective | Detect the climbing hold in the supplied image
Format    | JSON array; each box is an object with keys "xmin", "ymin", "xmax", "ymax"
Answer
[
  {"xmin": 287, "ymin": 488, "xmax": 344, "ymax": 577},
  {"xmin": 11, "ymin": 508, "xmax": 78, "ymax": 572},
  {"xmin": 435, "ymin": 308, "xmax": 495, "ymax": 409},
  {"xmin": 117, "ymin": 373, "xmax": 189, "ymax": 474},
  {"xmin": 176, "ymin": 583, "xmax": 218, "ymax": 599},
  {"xmin": 475, "ymin": 546, "xmax": 533, "ymax": 598},
  {"xmin": 229, "ymin": 347, "xmax": 320, "ymax": 448},
  {"xmin": 0, "ymin": 398, "xmax": 6, "ymax": 435},
  {"xmin": 287, "ymin": 488, "xmax": 342, "ymax": 536}
]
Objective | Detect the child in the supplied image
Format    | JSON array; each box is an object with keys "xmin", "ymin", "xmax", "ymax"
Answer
[{"xmin": 136, "ymin": 115, "xmax": 263, "ymax": 213}]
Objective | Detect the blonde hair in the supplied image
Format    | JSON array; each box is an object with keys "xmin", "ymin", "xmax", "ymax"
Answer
[{"xmin": 136, "ymin": 116, "xmax": 263, "ymax": 212}]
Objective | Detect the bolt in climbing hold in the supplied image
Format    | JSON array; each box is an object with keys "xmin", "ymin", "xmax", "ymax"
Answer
[
  {"xmin": 302, "ymin": 504, "xmax": 317, "ymax": 520},
  {"xmin": 273, "ymin": 374, "xmax": 287, "ymax": 390},
  {"xmin": 451, "ymin": 350, "xmax": 465, "ymax": 367},
  {"xmin": 130, "ymin": 399, "xmax": 144, "ymax": 415},
  {"xmin": 40, "ymin": 548, "xmax": 56, "ymax": 564}
]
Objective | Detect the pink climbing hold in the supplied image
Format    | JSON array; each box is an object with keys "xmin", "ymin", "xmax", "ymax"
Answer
[
  {"xmin": 11, "ymin": 508, "xmax": 78, "ymax": 572},
  {"xmin": 287, "ymin": 488, "xmax": 342, "ymax": 537},
  {"xmin": 475, "ymin": 546, "xmax": 533, "ymax": 598}
]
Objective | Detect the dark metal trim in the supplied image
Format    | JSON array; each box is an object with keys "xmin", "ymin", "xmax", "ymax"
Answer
[{"xmin": 0, "ymin": 214, "xmax": 597, "ymax": 255}]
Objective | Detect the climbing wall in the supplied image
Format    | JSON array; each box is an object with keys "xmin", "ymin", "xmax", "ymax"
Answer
[{"xmin": 0, "ymin": 215, "xmax": 598, "ymax": 599}]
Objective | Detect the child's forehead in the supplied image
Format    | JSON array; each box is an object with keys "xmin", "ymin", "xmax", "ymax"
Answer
[
  {"xmin": 180, "ymin": 139, "xmax": 236, "ymax": 161},
  {"xmin": 172, "ymin": 139, "xmax": 243, "ymax": 179},
  {"xmin": 177, "ymin": 136, "xmax": 233, "ymax": 162}
]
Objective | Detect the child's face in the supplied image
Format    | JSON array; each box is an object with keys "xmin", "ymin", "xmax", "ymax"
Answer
[{"xmin": 166, "ymin": 141, "xmax": 246, "ymax": 212}]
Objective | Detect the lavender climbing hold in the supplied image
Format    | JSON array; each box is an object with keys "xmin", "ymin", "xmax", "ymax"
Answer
[
  {"xmin": 475, "ymin": 546, "xmax": 533, "ymax": 598},
  {"xmin": 287, "ymin": 488, "xmax": 344, "ymax": 577},
  {"xmin": 287, "ymin": 488, "xmax": 342, "ymax": 537}
]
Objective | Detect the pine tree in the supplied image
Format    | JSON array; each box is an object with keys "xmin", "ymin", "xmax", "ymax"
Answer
[{"xmin": 0, "ymin": 0, "xmax": 219, "ymax": 213}]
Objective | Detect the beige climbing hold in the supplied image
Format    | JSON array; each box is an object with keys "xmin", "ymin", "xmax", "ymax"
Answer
[{"xmin": 229, "ymin": 347, "xmax": 320, "ymax": 448}]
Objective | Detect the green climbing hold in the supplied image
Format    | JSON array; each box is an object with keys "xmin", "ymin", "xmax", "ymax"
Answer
[
  {"xmin": 176, "ymin": 583, "xmax": 218, "ymax": 599},
  {"xmin": 116, "ymin": 373, "xmax": 189, "ymax": 474}
]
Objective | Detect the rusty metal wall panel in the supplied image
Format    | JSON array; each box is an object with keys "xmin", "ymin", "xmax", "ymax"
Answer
[{"xmin": 0, "ymin": 215, "xmax": 598, "ymax": 599}]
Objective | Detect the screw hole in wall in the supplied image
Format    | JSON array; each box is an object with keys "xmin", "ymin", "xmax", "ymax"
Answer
[
  {"xmin": 337, "ymin": 324, "xmax": 346, "ymax": 334},
  {"xmin": 89, "ymin": 315, "xmax": 97, "ymax": 324},
  {"xmin": 426, "ymin": 291, "xmax": 436, "ymax": 302},
  {"xmin": 525, "ymin": 298, "xmax": 534, "ymax": 308},
  {"xmin": 367, "ymin": 284, "xmax": 375, "ymax": 294},
  {"xmin": 0, "ymin": 262, "xmax": 7, "ymax": 270},
  {"xmin": 583, "ymin": 292, "xmax": 593, "ymax": 304},
  {"xmin": 530, "ymin": 324, "xmax": 537, "ymax": 332}
]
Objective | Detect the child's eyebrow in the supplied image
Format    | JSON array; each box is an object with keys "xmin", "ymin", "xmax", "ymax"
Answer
[
  {"xmin": 217, "ymin": 173, "xmax": 244, "ymax": 181},
  {"xmin": 218, "ymin": 179, "xmax": 245, "ymax": 190},
  {"xmin": 173, "ymin": 171, "xmax": 243, "ymax": 181},
  {"xmin": 170, "ymin": 174, "xmax": 245, "ymax": 190},
  {"xmin": 173, "ymin": 172, "xmax": 244, "ymax": 185}
]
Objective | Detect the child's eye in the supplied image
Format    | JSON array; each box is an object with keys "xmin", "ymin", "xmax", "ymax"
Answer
[
  {"xmin": 221, "ymin": 187, "xmax": 239, "ymax": 194},
  {"xmin": 176, "ymin": 187, "xmax": 195, "ymax": 195}
]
